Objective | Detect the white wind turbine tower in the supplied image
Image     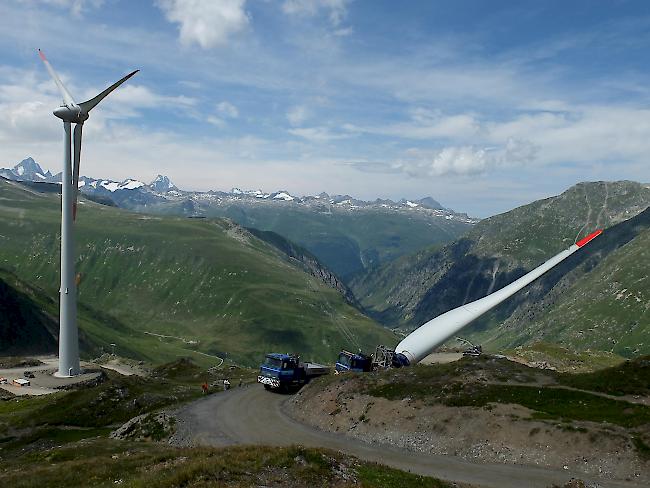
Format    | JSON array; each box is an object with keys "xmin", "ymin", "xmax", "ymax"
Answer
[{"xmin": 39, "ymin": 50, "xmax": 138, "ymax": 377}]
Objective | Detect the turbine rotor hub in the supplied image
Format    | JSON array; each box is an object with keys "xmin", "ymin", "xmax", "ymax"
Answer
[{"xmin": 53, "ymin": 105, "xmax": 88, "ymax": 123}]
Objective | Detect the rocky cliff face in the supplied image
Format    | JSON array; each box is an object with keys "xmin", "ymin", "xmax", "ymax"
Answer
[{"xmin": 246, "ymin": 227, "xmax": 357, "ymax": 305}]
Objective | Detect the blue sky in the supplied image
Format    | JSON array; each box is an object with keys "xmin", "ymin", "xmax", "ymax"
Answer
[{"xmin": 1, "ymin": 0, "xmax": 649, "ymax": 216}]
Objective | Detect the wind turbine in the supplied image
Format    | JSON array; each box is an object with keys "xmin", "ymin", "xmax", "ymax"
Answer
[{"xmin": 39, "ymin": 50, "xmax": 138, "ymax": 377}]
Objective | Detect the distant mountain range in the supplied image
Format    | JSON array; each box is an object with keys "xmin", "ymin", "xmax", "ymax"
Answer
[
  {"xmin": 0, "ymin": 157, "xmax": 475, "ymax": 222},
  {"xmin": 2, "ymin": 157, "xmax": 477, "ymax": 279}
]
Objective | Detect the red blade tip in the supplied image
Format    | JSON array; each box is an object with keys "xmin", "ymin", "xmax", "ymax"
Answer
[{"xmin": 576, "ymin": 229, "xmax": 603, "ymax": 247}]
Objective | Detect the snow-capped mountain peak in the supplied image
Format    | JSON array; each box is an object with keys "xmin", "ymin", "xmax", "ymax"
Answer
[
  {"xmin": 120, "ymin": 179, "xmax": 146, "ymax": 190},
  {"xmin": 149, "ymin": 175, "xmax": 177, "ymax": 193},
  {"xmin": 0, "ymin": 157, "xmax": 477, "ymax": 224},
  {"xmin": 272, "ymin": 191, "xmax": 295, "ymax": 201},
  {"xmin": 11, "ymin": 157, "xmax": 50, "ymax": 180}
]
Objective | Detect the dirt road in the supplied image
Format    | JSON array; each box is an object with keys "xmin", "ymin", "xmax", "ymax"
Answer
[{"xmin": 171, "ymin": 385, "xmax": 644, "ymax": 488}]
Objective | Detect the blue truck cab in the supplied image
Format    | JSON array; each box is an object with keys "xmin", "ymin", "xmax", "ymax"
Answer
[
  {"xmin": 258, "ymin": 353, "xmax": 329, "ymax": 391},
  {"xmin": 335, "ymin": 350, "xmax": 373, "ymax": 373}
]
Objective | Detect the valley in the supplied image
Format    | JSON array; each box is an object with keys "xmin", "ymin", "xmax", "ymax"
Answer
[
  {"xmin": 1, "ymin": 158, "xmax": 476, "ymax": 280},
  {"xmin": 352, "ymin": 181, "xmax": 650, "ymax": 357},
  {"xmin": 0, "ymin": 178, "xmax": 395, "ymax": 366},
  {"xmin": 2, "ymin": 3, "xmax": 650, "ymax": 487}
]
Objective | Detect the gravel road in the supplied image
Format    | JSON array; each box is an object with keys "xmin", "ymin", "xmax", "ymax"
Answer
[{"xmin": 170, "ymin": 385, "xmax": 645, "ymax": 488}]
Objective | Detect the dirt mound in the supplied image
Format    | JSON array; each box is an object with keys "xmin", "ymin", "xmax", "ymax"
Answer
[
  {"xmin": 110, "ymin": 412, "xmax": 176, "ymax": 441},
  {"xmin": 288, "ymin": 360, "xmax": 649, "ymax": 485}
]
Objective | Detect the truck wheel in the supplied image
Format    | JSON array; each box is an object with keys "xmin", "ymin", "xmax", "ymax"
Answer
[{"xmin": 264, "ymin": 384, "xmax": 272, "ymax": 391}]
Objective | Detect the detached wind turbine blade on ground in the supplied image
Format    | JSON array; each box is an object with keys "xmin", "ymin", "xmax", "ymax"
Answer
[{"xmin": 393, "ymin": 229, "xmax": 603, "ymax": 366}]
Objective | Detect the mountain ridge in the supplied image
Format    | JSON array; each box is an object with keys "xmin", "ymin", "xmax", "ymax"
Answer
[
  {"xmin": 352, "ymin": 180, "xmax": 650, "ymax": 357},
  {"xmin": 1, "ymin": 157, "xmax": 476, "ymax": 222}
]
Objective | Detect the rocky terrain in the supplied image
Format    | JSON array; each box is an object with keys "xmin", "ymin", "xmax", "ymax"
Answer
[
  {"xmin": 289, "ymin": 356, "xmax": 650, "ymax": 484},
  {"xmin": 0, "ymin": 357, "xmax": 456, "ymax": 488}
]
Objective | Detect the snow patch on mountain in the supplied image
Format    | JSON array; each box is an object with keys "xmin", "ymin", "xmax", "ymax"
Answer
[
  {"xmin": 273, "ymin": 191, "xmax": 295, "ymax": 201},
  {"xmin": 0, "ymin": 157, "xmax": 479, "ymax": 224},
  {"xmin": 120, "ymin": 179, "xmax": 145, "ymax": 190}
]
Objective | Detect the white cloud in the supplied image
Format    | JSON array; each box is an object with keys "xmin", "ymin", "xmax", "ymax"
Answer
[
  {"xmin": 108, "ymin": 84, "xmax": 195, "ymax": 108},
  {"xmin": 350, "ymin": 109, "xmax": 482, "ymax": 140},
  {"xmin": 286, "ymin": 105, "xmax": 310, "ymax": 126},
  {"xmin": 484, "ymin": 106, "xmax": 650, "ymax": 166},
  {"xmin": 399, "ymin": 146, "xmax": 489, "ymax": 177},
  {"xmin": 0, "ymin": 66, "xmax": 197, "ymax": 159},
  {"xmin": 332, "ymin": 26, "xmax": 353, "ymax": 37},
  {"xmin": 207, "ymin": 116, "xmax": 225, "ymax": 127},
  {"xmin": 217, "ymin": 101, "xmax": 239, "ymax": 118},
  {"xmin": 288, "ymin": 126, "xmax": 350, "ymax": 142},
  {"xmin": 348, "ymin": 139, "xmax": 537, "ymax": 178},
  {"xmin": 156, "ymin": 0, "xmax": 249, "ymax": 49},
  {"xmin": 21, "ymin": 0, "xmax": 104, "ymax": 16},
  {"xmin": 282, "ymin": 0, "xmax": 350, "ymax": 26}
]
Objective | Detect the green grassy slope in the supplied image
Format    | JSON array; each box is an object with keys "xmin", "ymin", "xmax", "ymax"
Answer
[
  {"xmin": 0, "ymin": 359, "xmax": 452, "ymax": 488},
  {"xmin": 481, "ymin": 225, "xmax": 650, "ymax": 355},
  {"xmin": 142, "ymin": 200, "xmax": 472, "ymax": 281},
  {"xmin": 360, "ymin": 355, "xmax": 650, "ymax": 426},
  {"xmin": 0, "ymin": 441, "xmax": 453, "ymax": 488},
  {"xmin": 0, "ymin": 269, "xmax": 57, "ymax": 355},
  {"xmin": 0, "ymin": 179, "xmax": 395, "ymax": 366},
  {"xmin": 351, "ymin": 181, "xmax": 650, "ymax": 356}
]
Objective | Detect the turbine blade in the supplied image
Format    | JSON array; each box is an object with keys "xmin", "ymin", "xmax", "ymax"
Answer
[
  {"xmin": 78, "ymin": 69, "xmax": 139, "ymax": 114},
  {"xmin": 38, "ymin": 49, "xmax": 76, "ymax": 108},
  {"xmin": 72, "ymin": 123, "xmax": 83, "ymax": 221},
  {"xmin": 394, "ymin": 229, "xmax": 603, "ymax": 365}
]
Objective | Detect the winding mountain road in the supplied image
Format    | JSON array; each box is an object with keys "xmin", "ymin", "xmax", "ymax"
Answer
[{"xmin": 170, "ymin": 385, "xmax": 644, "ymax": 488}]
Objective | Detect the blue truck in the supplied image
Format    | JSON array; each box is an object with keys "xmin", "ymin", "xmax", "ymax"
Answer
[
  {"xmin": 335, "ymin": 350, "xmax": 373, "ymax": 373},
  {"xmin": 258, "ymin": 353, "xmax": 330, "ymax": 392}
]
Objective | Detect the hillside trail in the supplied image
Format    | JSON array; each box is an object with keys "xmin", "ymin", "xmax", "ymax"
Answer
[
  {"xmin": 596, "ymin": 181, "xmax": 610, "ymax": 229},
  {"xmin": 169, "ymin": 385, "xmax": 645, "ymax": 488},
  {"xmin": 574, "ymin": 186, "xmax": 593, "ymax": 244},
  {"xmin": 490, "ymin": 380, "xmax": 650, "ymax": 406}
]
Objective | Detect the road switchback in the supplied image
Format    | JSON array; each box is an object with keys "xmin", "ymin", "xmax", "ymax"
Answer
[{"xmin": 170, "ymin": 385, "xmax": 644, "ymax": 488}]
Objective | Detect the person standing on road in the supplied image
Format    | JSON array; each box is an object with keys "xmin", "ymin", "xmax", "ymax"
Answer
[{"xmin": 223, "ymin": 379, "xmax": 231, "ymax": 391}]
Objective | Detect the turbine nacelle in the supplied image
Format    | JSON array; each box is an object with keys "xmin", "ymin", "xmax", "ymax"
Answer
[
  {"xmin": 39, "ymin": 49, "xmax": 138, "ymax": 220},
  {"xmin": 53, "ymin": 105, "xmax": 88, "ymax": 124}
]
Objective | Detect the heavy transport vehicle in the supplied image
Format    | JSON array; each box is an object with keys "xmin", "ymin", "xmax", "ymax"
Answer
[
  {"xmin": 335, "ymin": 350, "xmax": 373, "ymax": 373},
  {"xmin": 258, "ymin": 353, "xmax": 329, "ymax": 391}
]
